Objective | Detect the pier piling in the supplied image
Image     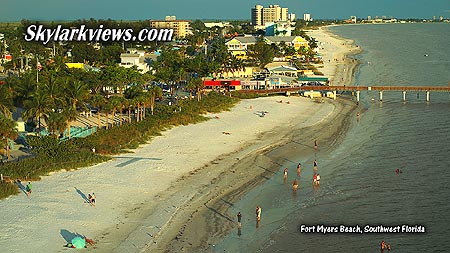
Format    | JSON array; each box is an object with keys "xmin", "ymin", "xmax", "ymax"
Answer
[
  {"xmin": 379, "ymin": 91, "xmax": 383, "ymax": 102},
  {"xmin": 426, "ymin": 91, "xmax": 430, "ymax": 102},
  {"xmin": 403, "ymin": 91, "xmax": 406, "ymax": 101}
]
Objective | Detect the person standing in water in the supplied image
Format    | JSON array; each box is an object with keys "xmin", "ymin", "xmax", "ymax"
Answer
[
  {"xmin": 314, "ymin": 140, "xmax": 318, "ymax": 150},
  {"xmin": 256, "ymin": 206, "xmax": 261, "ymax": 222},
  {"xmin": 297, "ymin": 163, "xmax": 301, "ymax": 176},
  {"xmin": 292, "ymin": 179, "xmax": 299, "ymax": 191},
  {"xmin": 316, "ymin": 174, "xmax": 321, "ymax": 186},
  {"xmin": 381, "ymin": 240, "xmax": 386, "ymax": 251},
  {"xmin": 237, "ymin": 212, "xmax": 242, "ymax": 227}
]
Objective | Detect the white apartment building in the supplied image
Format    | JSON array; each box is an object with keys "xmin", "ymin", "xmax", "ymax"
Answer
[
  {"xmin": 252, "ymin": 4, "xmax": 290, "ymax": 27},
  {"xmin": 303, "ymin": 13, "xmax": 312, "ymax": 21}
]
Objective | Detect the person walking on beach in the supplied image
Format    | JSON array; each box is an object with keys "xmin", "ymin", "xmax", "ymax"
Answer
[
  {"xmin": 297, "ymin": 163, "xmax": 301, "ymax": 176},
  {"xmin": 314, "ymin": 140, "xmax": 318, "ymax": 150},
  {"xmin": 25, "ymin": 182, "xmax": 32, "ymax": 196},
  {"xmin": 316, "ymin": 174, "xmax": 321, "ymax": 186},
  {"xmin": 283, "ymin": 168, "xmax": 288, "ymax": 178},
  {"xmin": 313, "ymin": 174, "xmax": 317, "ymax": 185},
  {"xmin": 237, "ymin": 212, "xmax": 242, "ymax": 227}
]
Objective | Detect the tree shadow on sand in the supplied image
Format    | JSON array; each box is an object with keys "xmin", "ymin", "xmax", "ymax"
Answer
[
  {"xmin": 74, "ymin": 187, "xmax": 90, "ymax": 203},
  {"xmin": 60, "ymin": 229, "xmax": 84, "ymax": 243}
]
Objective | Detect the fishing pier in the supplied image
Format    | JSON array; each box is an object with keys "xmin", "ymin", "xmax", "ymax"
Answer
[{"xmin": 237, "ymin": 85, "xmax": 450, "ymax": 102}]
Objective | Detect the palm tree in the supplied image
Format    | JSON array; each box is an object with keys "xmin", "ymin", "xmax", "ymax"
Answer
[
  {"xmin": 22, "ymin": 90, "xmax": 53, "ymax": 131},
  {"xmin": 8, "ymin": 73, "xmax": 37, "ymax": 108},
  {"xmin": 113, "ymin": 96, "xmax": 127, "ymax": 126},
  {"xmin": 0, "ymin": 83, "xmax": 13, "ymax": 118},
  {"xmin": 145, "ymin": 86, "xmax": 162, "ymax": 116},
  {"xmin": 64, "ymin": 80, "xmax": 90, "ymax": 138},
  {"xmin": 187, "ymin": 78, "xmax": 204, "ymax": 101},
  {"xmin": 124, "ymin": 85, "xmax": 144, "ymax": 122},
  {"xmin": 103, "ymin": 101, "xmax": 112, "ymax": 130},
  {"xmin": 47, "ymin": 112, "xmax": 67, "ymax": 138},
  {"xmin": 108, "ymin": 96, "xmax": 122, "ymax": 127},
  {"xmin": 132, "ymin": 96, "xmax": 145, "ymax": 122},
  {"xmin": 63, "ymin": 107, "xmax": 78, "ymax": 139},
  {"xmin": 42, "ymin": 75, "xmax": 64, "ymax": 109},
  {"xmin": 65, "ymin": 80, "xmax": 90, "ymax": 111},
  {"xmin": 90, "ymin": 94, "xmax": 106, "ymax": 130},
  {"xmin": 0, "ymin": 115, "xmax": 18, "ymax": 161}
]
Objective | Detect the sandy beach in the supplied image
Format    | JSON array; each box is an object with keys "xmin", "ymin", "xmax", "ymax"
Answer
[
  {"xmin": 0, "ymin": 26, "xmax": 360, "ymax": 253},
  {"xmin": 308, "ymin": 26, "xmax": 362, "ymax": 86}
]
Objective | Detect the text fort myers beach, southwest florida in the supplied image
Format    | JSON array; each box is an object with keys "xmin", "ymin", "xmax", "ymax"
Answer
[{"xmin": 300, "ymin": 224, "xmax": 426, "ymax": 234}]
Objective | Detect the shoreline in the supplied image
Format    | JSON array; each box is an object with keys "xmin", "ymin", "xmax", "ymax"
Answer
[
  {"xmin": 0, "ymin": 26, "xmax": 362, "ymax": 253},
  {"xmin": 0, "ymin": 96, "xmax": 346, "ymax": 253},
  {"xmin": 164, "ymin": 98, "xmax": 357, "ymax": 253},
  {"xmin": 157, "ymin": 27, "xmax": 363, "ymax": 252}
]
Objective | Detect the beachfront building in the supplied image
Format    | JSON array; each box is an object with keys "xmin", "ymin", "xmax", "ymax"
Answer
[
  {"xmin": 150, "ymin": 16, "xmax": 192, "ymax": 38},
  {"xmin": 120, "ymin": 48, "xmax": 150, "ymax": 73},
  {"xmin": 265, "ymin": 36, "xmax": 309, "ymax": 51},
  {"xmin": 221, "ymin": 67, "xmax": 256, "ymax": 79},
  {"xmin": 265, "ymin": 22, "xmax": 292, "ymax": 36},
  {"xmin": 225, "ymin": 35, "xmax": 309, "ymax": 59},
  {"xmin": 204, "ymin": 22, "xmax": 232, "ymax": 28},
  {"xmin": 267, "ymin": 65, "xmax": 298, "ymax": 77},
  {"xmin": 251, "ymin": 4, "xmax": 292, "ymax": 29},
  {"xmin": 225, "ymin": 36, "xmax": 258, "ymax": 59},
  {"xmin": 203, "ymin": 79, "xmax": 242, "ymax": 91}
]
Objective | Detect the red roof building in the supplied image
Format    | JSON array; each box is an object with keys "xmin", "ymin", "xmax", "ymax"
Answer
[{"xmin": 203, "ymin": 79, "xmax": 242, "ymax": 90}]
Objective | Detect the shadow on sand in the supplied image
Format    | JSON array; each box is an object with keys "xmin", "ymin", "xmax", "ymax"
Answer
[
  {"xmin": 60, "ymin": 229, "xmax": 84, "ymax": 243},
  {"xmin": 15, "ymin": 180, "xmax": 28, "ymax": 196},
  {"xmin": 204, "ymin": 204, "xmax": 234, "ymax": 223},
  {"xmin": 74, "ymin": 187, "xmax": 90, "ymax": 203}
]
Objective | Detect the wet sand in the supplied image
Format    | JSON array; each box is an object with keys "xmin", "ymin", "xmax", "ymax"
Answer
[
  {"xmin": 159, "ymin": 26, "xmax": 362, "ymax": 252},
  {"xmin": 0, "ymin": 26, "xmax": 360, "ymax": 253}
]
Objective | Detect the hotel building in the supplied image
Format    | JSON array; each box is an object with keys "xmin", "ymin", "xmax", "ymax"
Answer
[
  {"xmin": 251, "ymin": 4, "xmax": 289, "ymax": 27},
  {"xmin": 150, "ymin": 16, "xmax": 192, "ymax": 38}
]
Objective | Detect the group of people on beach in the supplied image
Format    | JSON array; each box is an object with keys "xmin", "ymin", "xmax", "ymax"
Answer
[
  {"xmin": 381, "ymin": 240, "xmax": 391, "ymax": 251},
  {"xmin": 88, "ymin": 193, "xmax": 96, "ymax": 206},
  {"xmin": 238, "ymin": 140, "xmax": 322, "ymax": 230}
]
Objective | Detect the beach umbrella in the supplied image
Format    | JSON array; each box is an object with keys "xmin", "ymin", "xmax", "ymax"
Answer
[{"xmin": 71, "ymin": 236, "xmax": 86, "ymax": 248}]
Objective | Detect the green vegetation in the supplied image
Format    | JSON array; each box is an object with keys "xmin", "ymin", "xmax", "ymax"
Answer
[
  {"xmin": 0, "ymin": 182, "xmax": 19, "ymax": 199},
  {"xmin": 0, "ymin": 92, "xmax": 238, "ymax": 199},
  {"xmin": 230, "ymin": 91, "xmax": 264, "ymax": 99}
]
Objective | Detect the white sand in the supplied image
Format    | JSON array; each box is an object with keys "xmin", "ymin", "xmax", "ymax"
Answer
[
  {"xmin": 0, "ymin": 96, "xmax": 335, "ymax": 252},
  {"xmin": 0, "ymin": 26, "xmax": 360, "ymax": 252},
  {"xmin": 307, "ymin": 26, "xmax": 362, "ymax": 86}
]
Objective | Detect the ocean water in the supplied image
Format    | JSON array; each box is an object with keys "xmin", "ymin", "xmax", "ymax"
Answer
[{"xmin": 215, "ymin": 23, "xmax": 450, "ymax": 252}]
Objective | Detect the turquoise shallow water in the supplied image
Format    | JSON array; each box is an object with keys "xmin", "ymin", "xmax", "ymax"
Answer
[{"xmin": 215, "ymin": 23, "xmax": 450, "ymax": 252}]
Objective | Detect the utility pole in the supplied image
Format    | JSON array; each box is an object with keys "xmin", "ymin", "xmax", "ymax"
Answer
[{"xmin": 36, "ymin": 54, "xmax": 39, "ymax": 84}]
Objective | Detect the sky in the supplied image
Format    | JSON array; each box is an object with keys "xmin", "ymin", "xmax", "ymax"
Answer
[{"xmin": 0, "ymin": 0, "xmax": 449, "ymax": 22}]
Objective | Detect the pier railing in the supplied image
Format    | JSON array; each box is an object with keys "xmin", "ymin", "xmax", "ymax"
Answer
[{"xmin": 237, "ymin": 85, "xmax": 450, "ymax": 102}]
